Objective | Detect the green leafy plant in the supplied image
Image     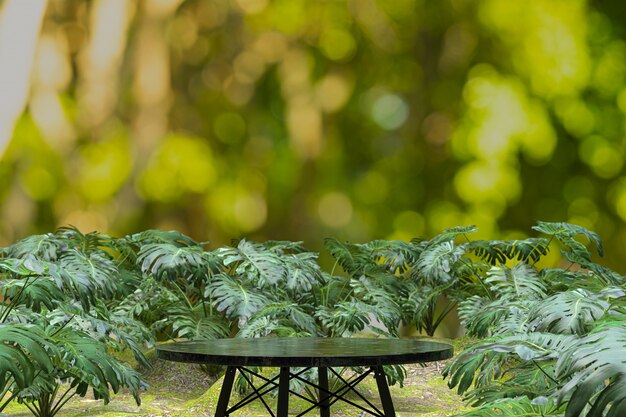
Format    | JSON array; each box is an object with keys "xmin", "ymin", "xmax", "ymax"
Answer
[
  {"xmin": 0, "ymin": 228, "xmax": 150, "ymax": 417},
  {"xmin": 324, "ymin": 227, "xmax": 481, "ymax": 337},
  {"xmin": 443, "ymin": 221, "xmax": 626, "ymax": 417},
  {"xmin": 7, "ymin": 220, "xmax": 624, "ymax": 417}
]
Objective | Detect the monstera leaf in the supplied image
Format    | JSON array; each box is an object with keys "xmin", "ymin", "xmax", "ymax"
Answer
[
  {"xmin": 455, "ymin": 264, "xmax": 548, "ymax": 336},
  {"xmin": 206, "ymin": 273, "xmax": 271, "ymax": 324},
  {"xmin": 459, "ymin": 397, "xmax": 564, "ymax": 417},
  {"xmin": 217, "ymin": 240, "xmax": 286, "ymax": 287},
  {"xmin": 485, "ymin": 264, "xmax": 546, "ymax": 301},
  {"xmin": 113, "ymin": 275, "xmax": 179, "ymax": 329},
  {"xmin": 217, "ymin": 240, "xmax": 322, "ymax": 293},
  {"xmin": 2, "ymin": 234, "xmax": 66, "ymax": 261},
  {"xmin": 532, "ymin": 221, "xmax": 603, "ymax": 257},
  {"xmin": 51, "ymin": 326, "xmax": 146, "ymax": 401},
  {"xmin": 55, "ymin": 226, "xmax": 113, "ymax": 255},
  {"xmin": 467, "ymin": 238, "xmax": 549, "ymax": 266},
  {"xmin": 323, "ymin": 237, "xmax": 377, "ymax": 276},
  {"xmin": 413, "ymin": 241, "xmax": 466, "ymax": 283},
  {"xmin": 314, "ymin": 300, "xmax": 371, "ymax": 336},
  {"xmin": 0, "ymin": 324, "xmax": 56, "ymax": 391},
  {"xmin": 246, "ymin": 302, "xmax": 317, "ymax": 335},
  {"xmin": 14, "ymin": 326, "xmax": 147, "ymax": 417},
  {"xmin": 428, "ymin": 225, "xmax": 478, "ymax": 245},
  {"xmin": 0, "ymin": 257, "xmax": 55, "ymax": 277},
  {"xmin": 283, "ymin": 251, "xmax": 323, "ymax": 292},
  {"xmin": 351, "ymin": 275, "xmax": 403, "ymax": 336},
  {"xmin": 125, "ymin": 229, "xmax": 199, "ymax": 246},
  {"xmin": 238, "ymin": 315, "xmax": 309, "ymax": 338},
  {"xmin": 0, "ymin": 277, "xmax": 63, "ymax": 312},
  {"xmin": 556, "ymin": 317, "xmax": 626, "ymax": 417},
  {"xmin": 465, "ymin": 364, "xmax": 560, "ymax": 407},
  {"xmin": 46, "ymin": 302, "xmax": 153, "ymax": 368},
  {"xmin": 403, "ymin": 279, "xmax": 456, "ymax": 336},
  {"xmin": 365, "ymin": 239, "xmax": 425, "ymax": 275},
  {"xmin": 263, "ymin": 240, "xmax": 308, "ymax": 253},
  {"xmin": 457, "ymin": 295, "xmax": 507, "ymax": 338},
  {"xmin": 138, "ymin": 243, "xmax": 208, "ymax": 282},
  {"xmin": 58, "ymin": 249, "xmax": 118, "ymax": 308},
  {"xmin": 529, "ymin": 289, "xmax": 609, "ymax": 335},
  {"xmin": 167, "ymin": 302, "xmax": 230, "ymax": 340},
  {"xmin": 445, "ymin": 332, "xmax": 577, "ymax": 397}
]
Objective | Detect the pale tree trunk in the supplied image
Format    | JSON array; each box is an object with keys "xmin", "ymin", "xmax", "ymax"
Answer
[
  {"xmin": 77, "ymin": 0, "xmax": 136, "ymax": 131},
  {"xmin": 0, "ymin": 0, "xmax": 48, "ymax": 157},
  {"xmin": 132, "ymin": 0, "xmax": 182, "ymax": 160}
]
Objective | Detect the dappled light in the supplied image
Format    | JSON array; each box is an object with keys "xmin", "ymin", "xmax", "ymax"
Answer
[
  {"xmin": 5, "ymin": 2, "xmax": 626, "ymax": 415},
  {"xmin": 1, "ymin": 0, "xmax": 626, "ymax": 273}
]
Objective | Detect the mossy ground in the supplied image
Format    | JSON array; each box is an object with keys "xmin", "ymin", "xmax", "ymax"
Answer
[{"xmin": 3, "ymin": 349, "xmax": 468, "ymax": 417}]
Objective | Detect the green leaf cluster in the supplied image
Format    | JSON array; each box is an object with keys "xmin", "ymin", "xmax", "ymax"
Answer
[
  {"xmin": 0, "ymin": 228, "xmax": 150, "ymax": 417},
  {"xmin": 443, "ymin": 221, "xmax": 626, "ymax": 417},
  {"xmin": 4, "ymin": 220, "xmax": 625, "ymax": 417}
]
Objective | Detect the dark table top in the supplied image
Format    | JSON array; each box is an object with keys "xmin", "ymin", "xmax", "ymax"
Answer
[{"xmin": 156, "ymin": 337, "xmax": 453, "ymax": 367}]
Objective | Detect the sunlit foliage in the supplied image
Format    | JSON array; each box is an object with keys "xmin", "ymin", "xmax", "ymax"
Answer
[{"xmin": 2, "ymin": 0, "xmax": 626, "ymax": 270}]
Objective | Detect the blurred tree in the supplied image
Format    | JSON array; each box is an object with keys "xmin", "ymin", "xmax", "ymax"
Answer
[
  {"xmin": 0, "ymin": 0, "xmax": 47, "ymax": 153},
  {"xmin": 1, "ymin": 0, "xmax": 626, "ymax": 271}
]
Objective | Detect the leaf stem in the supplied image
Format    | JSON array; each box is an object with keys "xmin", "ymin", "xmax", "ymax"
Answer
[
  {"xmin": 531, "ymin": 359, "xmax": 558, "ymax": 385},
  {"xmin": 50, "ymin": 385, "xmax": 77, "ymax": 416},
  {"xmin": 471, "ymin": 266, "xmax": 494, "ymax": 300},
  {"xmin": 50, "ymin": 314, "xmax": 76, "ymax": 337},
  {"xmin": 173, "ymin": 282, "xmax": 192, "ymax": 309},
  {"xmin": 1, "ymin": 275, "xmax": 34, "ymax": 322},
  {"xmin": 201, "ymin": 294, "xmax": 208, "ymax": 318},
  {"xmin": 0, "ymin": 378, "xmax": 17, "ymax": 412},
  {"xmin": 329, "ymin": 259, "xmax": 339, "ymax": 277},
  {"xmin": 433, "ymin": 301, "xmax": 457, "ymax": 332},
  {"xmin": 24, "ymin": 399, "xmax": 41, "ymax": 417}
]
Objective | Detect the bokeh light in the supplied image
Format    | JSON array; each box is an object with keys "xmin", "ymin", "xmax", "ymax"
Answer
[
  {"xmin": 2, "ymin": 0, "xmax": 626, "ymax": 272},
  {"xmin": 318, "ymin": 192, "xmax": 353, "ymax": 228}
]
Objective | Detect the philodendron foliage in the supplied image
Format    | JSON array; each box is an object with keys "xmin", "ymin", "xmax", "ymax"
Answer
[
  {"xmin": 0, "ymin": 221, "xmax": 624, "ymax": 417},
  {"xmin": 0, "ymin": 228, "xmax": 149, "ymax": 417},
  {"xmin": 443, "ymin": 222, "xmax": 626, "ymax": 417}
]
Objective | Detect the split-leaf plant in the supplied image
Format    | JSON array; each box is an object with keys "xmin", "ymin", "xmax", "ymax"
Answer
[
  {"xmin": 118, "ymin": 233, "xmax": 409, "ymax": 395},
  {"xmin": 321, "ymin": 226, "xmax": 550, "ymax": 393},
  {"xmin": 326, "ymin": 222, "xmax": 626, "ymax": 416},
  {"xmin": 323, "ymin": 225, "xmax": 490, "ymax": 338},
  {"xmin": 0, "ymin": 227, "xmax": 150, "ymax": 417},
  {"xmin": 123, "ymin": 232, "xmax": 408, "ymax": 340},
  {"xmin": 443, "ymin": 221, "xmax": 626, "ymax": 417},
  {"xmin": 7, "ymin": 220, "xmax": 623, "ymax": 417}
]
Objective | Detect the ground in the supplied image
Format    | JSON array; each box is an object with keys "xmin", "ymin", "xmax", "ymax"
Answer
[{"xmin": 3, "ymin": 347, "xmax": 468, "ymax": 417}]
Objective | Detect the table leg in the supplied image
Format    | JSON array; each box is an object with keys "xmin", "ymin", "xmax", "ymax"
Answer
[
  {"xmin": 215, "ymin": 366, "xmax": 236, "ymax": 417},
  {"xmin": 277, "ymin": 367, "xmax": 290, "ymax": 417},
  {"xmin": 318, "ymin": 367, "xmax": 330, "ymax": 417},
  {"xmin": 373, "ymin": 366, "xmax": 396, "ymax": 417}
]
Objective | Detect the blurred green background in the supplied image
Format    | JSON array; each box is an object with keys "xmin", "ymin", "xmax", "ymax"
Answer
[{"xmin": 1, "ymin": 0, "xmax": 626, "ymax": 269}]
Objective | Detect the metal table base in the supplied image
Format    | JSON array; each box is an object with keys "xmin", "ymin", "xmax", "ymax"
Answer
[
  {"xmin": 215, "ymin": 365, "xmax": 396, "ymax": 417},
  {"xmin": 156, "ymin": 337, "xmax": 453, "ymax": 417}
]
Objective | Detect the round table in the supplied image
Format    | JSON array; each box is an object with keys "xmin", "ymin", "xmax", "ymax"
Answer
[{"xmin": 157, "ymin": 337, "xmax": 453, "ymax": 417}]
